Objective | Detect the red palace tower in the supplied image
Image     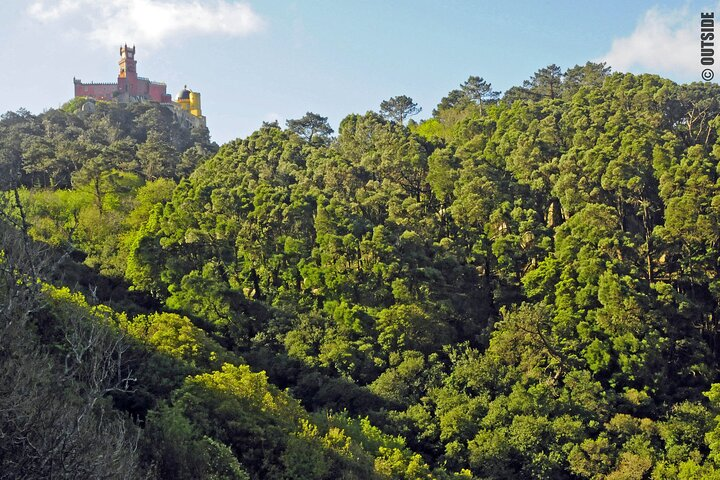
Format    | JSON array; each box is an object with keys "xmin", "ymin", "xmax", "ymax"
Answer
[{"xmin": 73, "ymin": 45, "xmax": 172, "ymax": 103}]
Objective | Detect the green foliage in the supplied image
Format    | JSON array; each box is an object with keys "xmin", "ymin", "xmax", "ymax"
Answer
[
  {"xmin": 286, "ymin": 111, "xmax": 334, "ymax": 145},
  {"xmin": 380, "ymin": 95, "xmax": 422, "ymax": 125},
  {"xmin": 7, "ymin": 66, "xmax": 720, "ymax": 478},
  {"xmin": 122, "ymin": 311, "xmax": 240, "ymax": 369}
]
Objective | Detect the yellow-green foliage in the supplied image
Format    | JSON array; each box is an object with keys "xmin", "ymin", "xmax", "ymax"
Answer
[
  {"xmin": 318, "ymin": 413, "xmax": 436, "ymax": 479},
  {"xmin": 45, "ymin": 284, "xmax": 126, "ymax": 326},
  {"xmin": 60, "ymin": 96, "xmax": 90, "ymax": 113},
  {"xmin": 122, "ymin": 312, "xmax": 239, "ymax": 369},
  {"xmin": 188, "ymin": 363, "xmax": 306, "ymax": 421},
  {"xmin": 19, "ymin": 174, "xmax": 169, "ymax": 278},
  {"xmin": 20, "ymin": 188, "xmax": 88, "ymax": 246},
  {"xmin": 184, "ymin": 364, "xmax": 440, "ymax": 479},
  {"xmin": 414, "ymin": 118, "xmax": 447, "ymax": 141}
]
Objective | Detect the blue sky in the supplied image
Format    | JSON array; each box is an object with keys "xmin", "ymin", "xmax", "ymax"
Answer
[{"xmin": 0, "ymin": 0, "xmax": 717, "ymax": 144}]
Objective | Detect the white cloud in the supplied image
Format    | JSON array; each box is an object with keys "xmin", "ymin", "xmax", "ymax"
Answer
[
  {"xmin": 27, "ymin": 0, "xmax": 265, "ymax": 48},
  {"xmin": 599, "ymin": 6, "xmax": 701, "ymax": 77},
  {"xmin": 27, "ymin": 0, "xmax": 81, "ymax": 21}
]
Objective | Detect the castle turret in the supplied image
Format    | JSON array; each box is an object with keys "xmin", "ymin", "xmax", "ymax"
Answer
[
  {"xmin": 117, "ymin": 44, "xmax": 139, "ymax": 97},
  {"xmin": 176, "ymin": 86, "xmax": 203, "ymax": 118},
  {"xmin": 189, "ymin": 91, "xmax": 202, "ymax": 117},
  {"xmin": 175, "ymin": 85, "xmax": 206, "ymax": 128},
  {"xmin": 73, "ymin": 46, "xmax": 181, "ymax": 107},
  {"xmin": 118, "ymin": 44, "xmax": 137, "ymax": 80}
]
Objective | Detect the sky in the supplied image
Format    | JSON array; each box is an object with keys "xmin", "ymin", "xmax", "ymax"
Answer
[{"xmin": 0, "ymin": 0, "xmax": 717, "ymax": 144}]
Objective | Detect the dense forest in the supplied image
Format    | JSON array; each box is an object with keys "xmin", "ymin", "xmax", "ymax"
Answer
[{"xmin": 3, "ymin": 62, "xmax": 720, "ymax": 478}]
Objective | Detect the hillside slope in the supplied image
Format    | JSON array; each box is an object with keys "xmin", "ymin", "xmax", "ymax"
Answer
[{"xmin": 3, "ymin": 64, "xmax": 720, "ymax": 478}]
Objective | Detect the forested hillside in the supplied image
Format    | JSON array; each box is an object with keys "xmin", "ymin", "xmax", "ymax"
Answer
[{"xmin": 3, "ymin": 63, "xmax": 720, "ymax": 478}]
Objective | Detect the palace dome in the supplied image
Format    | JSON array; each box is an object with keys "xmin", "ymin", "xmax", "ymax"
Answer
[{"xmin": 177, "ymin": 86, "xmax": 191, "ymax": 100}]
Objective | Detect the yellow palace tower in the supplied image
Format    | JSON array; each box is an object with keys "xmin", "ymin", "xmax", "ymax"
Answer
[
  {"xmin": 175, "ymin": 85, "xmax": 206, "ymax": 126},
  {"xmin": 175, "ymin": 85, "xmax": 205, "ymax": 126}
]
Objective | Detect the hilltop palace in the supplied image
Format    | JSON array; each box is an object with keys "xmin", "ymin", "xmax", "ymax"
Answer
[{"xmin": 73, "ymin": 45, "xmax": 206, "ymax": 129}]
